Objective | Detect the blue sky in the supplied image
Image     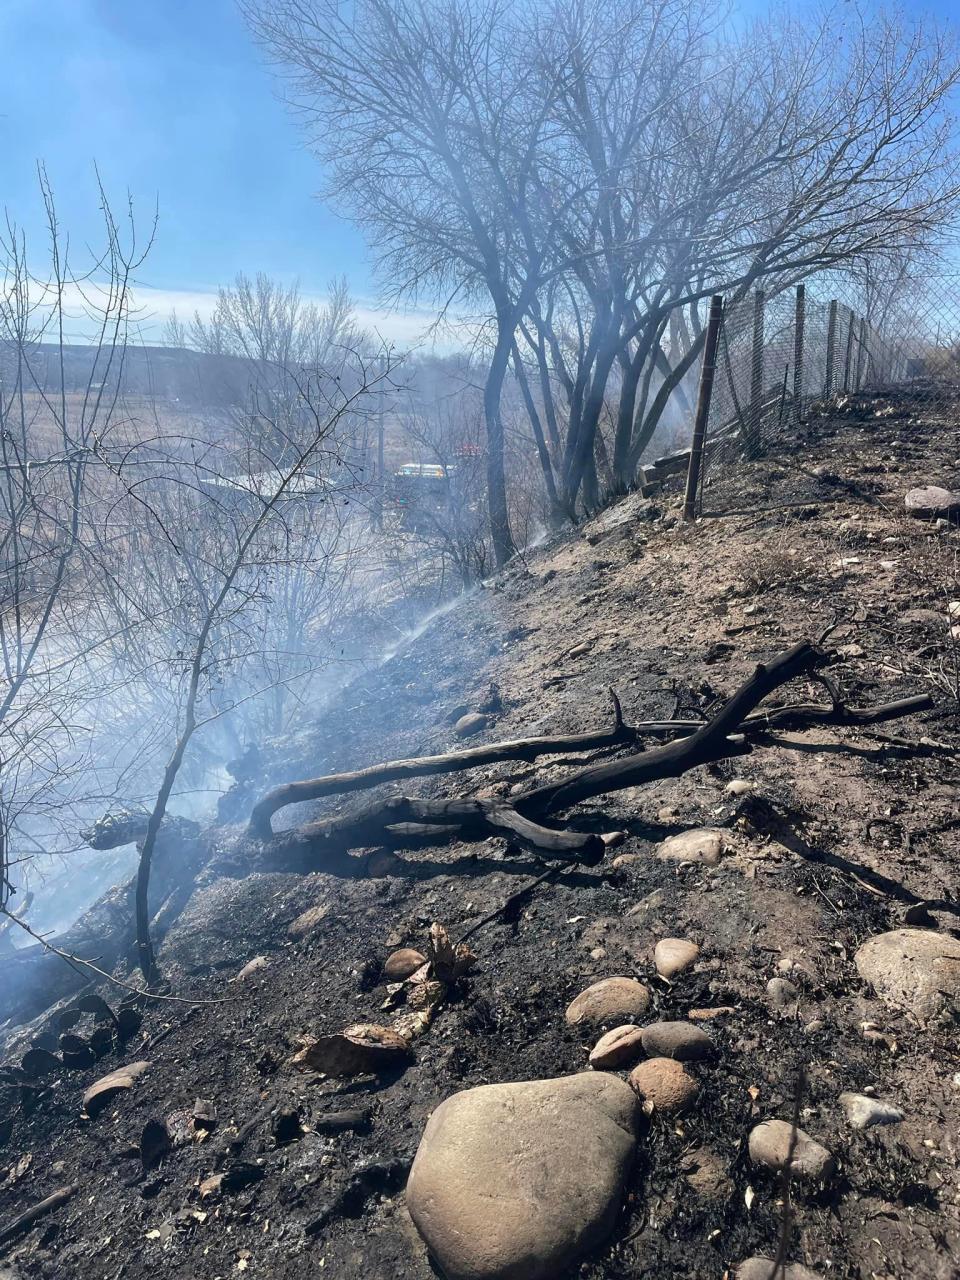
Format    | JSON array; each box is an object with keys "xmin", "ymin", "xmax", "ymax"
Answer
[
  {"xmin": 0, "ymin": 0, "xmax": 436, "ymax": 342},
  {"xmin": 1, "ymin": 0, "xmax": 958, "ymax": 344}
]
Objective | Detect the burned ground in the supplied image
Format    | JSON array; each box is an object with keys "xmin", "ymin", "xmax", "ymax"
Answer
[{"xmin": 2, "ymin": 392, "xmax": 960, "ymax": 1280}]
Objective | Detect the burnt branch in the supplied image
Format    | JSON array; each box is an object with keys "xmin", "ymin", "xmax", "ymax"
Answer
[
  {"xmin": 249, "ymin": 691, "xmax": 632, "ymax": 839},
  {"xmin": 266, "ymin": 641, "xmax": 934, "ymax": 867}
]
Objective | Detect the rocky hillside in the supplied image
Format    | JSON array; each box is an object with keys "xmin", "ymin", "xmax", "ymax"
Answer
[{"xmin": 2, "ymin": 391, "xmax": 960, "ymax": 1280}]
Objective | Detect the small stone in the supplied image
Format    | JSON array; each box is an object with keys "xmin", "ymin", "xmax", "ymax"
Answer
[
  {"xmin": 565, "ymin": 977, "xmax": 651, "ymax": 1030},
  {"xmin": 600, "ymin": 830, "xmax": 626, "ymax": 848},
  {"xmin": 747, "ymin": 1119, "xmax": 834, "ymax": 1181},
  {"xmin": 611, "ymin": 853, "xmax": 643, "ymax": 869},
  {"xmin": 654, "ymin": 938, "xmax": 700, "ymax": 980},
  {"xmin": 765, "ymin": 977, "xmax": 799, "ymax": 1013},
  {"xmin": 839, "ymin": 1092, "xmax": 903, "ymax": 1129},
  {"xmin": 803, "ymin": 1019, "xmax": 825, "ymax": 1036},
  {"xmin": 233, "ymin": 955, "xmax": 269, "ymax": 981},
  {"xmin": 568, "ymin": 641, "xmax": 592, "ymax": 658},
  {"xmin": 384, "ymin": 948, "xmax": 428, "ymax": 980},
  {"xmin": 688, "ymin": 1006, "xmax": 735, "ymax": 1021},
  {"xmin": 725, "ymin": 779, "xmax": 755, "ymax": 796},
  {"xmin": 905, "ymin": 485, "xmax": 960, "ymax": 520},
  {"xmin": 854, "ymin": 929, "xmax": 960, "ymax": 1021},
  {"xmin": 629, "ymin": 1057, "xmax": 698, "ymax": 1114},
  {"xmin": 454, "ymin": 712, "xmax": 490, "ymax": 738},
  {"xmin": 406, "ymin": 1073, "xmax": 638, "ymax": 1280},
  {"xmin": 656, "ymin": 806, "xmax": 680, "ymax": 823},
  {"xmin": 655, "ymin": 828, "xmax": 724, "ymax": 866},
  {"xmin": 736, "ymin": 1259, "xmax": 823, "ymax": 1280},
  {"xmin": 589, "ymin": 1025, "xmax": 646, "ymax": 1070},
  {"xmin": 640, "ymin": 1021, "xmax": 713, "ymax": 1061}
]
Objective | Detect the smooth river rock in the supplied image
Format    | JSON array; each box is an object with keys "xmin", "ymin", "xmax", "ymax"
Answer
[
  {"xmin": 406, "ymin": 1073, "xmax": 639, "ymax": 1280},
  {"xmin": 640, "ymin": 1020, "xmax": 713, "ymax": 1061},
  {"xmin": 655, "ymin": 828, "xmax": 724, "ymax": 866},
  {"xmin": 654, "ymin": 938, "xmax": 700, "ymax": 979},
  {"xmin": 565, "ymin": 977, "xmax": 651, "ymax": 1029},
  {"xmin": 854, "ymin": 929, "xmax": 960, "ymax": 1022},
  {"xmin": 748, "ymin": 1119, "xmax": 834, "ymax": 1182},
  {"xmin": 589, "ymin": 1025, "xmax": 646, "ymax": 1070}
]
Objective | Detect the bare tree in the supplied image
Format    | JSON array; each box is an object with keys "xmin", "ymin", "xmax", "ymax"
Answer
[{"xmin": 246, "ymin": 0, "xmax": 960, "ymax": 533}]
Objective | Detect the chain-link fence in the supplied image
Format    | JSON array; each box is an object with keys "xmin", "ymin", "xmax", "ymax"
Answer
[{"xmin": 692, "ymin": 272, "xmax": 960, "ymax": 510}]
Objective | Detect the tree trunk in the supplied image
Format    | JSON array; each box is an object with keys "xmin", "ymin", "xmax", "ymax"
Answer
[{"xmin": 484, "ymin": 320, "xmax": 517, "ymax": 567}]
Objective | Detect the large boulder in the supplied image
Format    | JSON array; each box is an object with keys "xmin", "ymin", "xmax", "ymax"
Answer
[
  {"xmin": 406, "ymin": 1072, "xmax": 639, "ymax": 1280},
  {"xmin": 854, "ymin": 929, "xmax": 960, "ymax": 1022}
]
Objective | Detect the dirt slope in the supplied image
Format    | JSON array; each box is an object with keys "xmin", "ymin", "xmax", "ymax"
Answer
[{"xmin": 2, "ymin": 392, "xmax": 960, "ymax": 1280}]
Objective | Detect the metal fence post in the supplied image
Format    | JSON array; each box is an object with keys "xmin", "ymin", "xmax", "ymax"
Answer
[
  {"xmin": 854, "ymin": 316, "xmax": 867, "ymax": 389},
  {"xmin": 843, "ymin": 309, "xmax": 855, "ymax": 392},
  {"xmin": 824, "ymin": 299, "xmax": 838, "ymax": 396},
  {"xmin": 747, "ymin": 288, "xmax": 765, "ymax": 457},
  {"xmin": 683, "ymin": 295, "xmax": 724, "ymax": 522},
  {"xmin": 792, "ymin": 284, "xmax": 805, "ymax": 429}
]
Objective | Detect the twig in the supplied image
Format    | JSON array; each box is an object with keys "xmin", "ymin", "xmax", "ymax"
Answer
[
  {"xmin": 457, "ymin": 861, "xmax": 572, "ymax": 945},
  {"xmin": 1, "ymin": 910, "xmax": 233, "ymax": 1006}
]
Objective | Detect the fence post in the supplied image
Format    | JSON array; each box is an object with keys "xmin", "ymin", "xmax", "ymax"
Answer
[
  {"xmin": 843, "ymin": 309, "xmax": 855, "ymax": 392},
  {"xmin": 792, "ymin": 284, "xmax": 805, "ymax": 429},
  {"xmin": 747, "ymin": 288, "xmax": 765, "ymax": 457},
  {"xmin": 854, "ymin": 316, "xmax": 867, "ymax": 389},
  {"xmin": 824, "ymin": 299, "xmax": 838, "ymax": 396},
  {"xmin": 682, "ymin": 295, "xmax": 724, "ymax": 523}
]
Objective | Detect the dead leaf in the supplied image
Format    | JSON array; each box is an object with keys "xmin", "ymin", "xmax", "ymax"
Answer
[{"xmin": 426, "ymin": 922, "xmax": 475, "ymax": 984}]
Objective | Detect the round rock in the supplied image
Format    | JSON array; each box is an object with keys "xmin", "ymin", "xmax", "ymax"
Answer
[
  {"xmin": 904, "ymin": 485, "xmax": 960, "ymax": 520},
  {"xmin": 589, "ymin": 1025, "xmax": 646, "ymax": 1070},
  {"xmin": 454, "ymin": 712, "xmax": 490, "ymax": 738},
  {"xmin": 565, "ymin": 977, "xmax": 651, "ymax": 1030},
  {"xmin": 406, "ymin": 1072, "xmax": 639, "ymax": 1280},
  {"xmin": 384, "ymin": 948, "xmax": 427, "ymax": 980},
  {"xmin": 629, "ymin": 1057, "xmax": 698, "ymax": 1114},
  {"xmin": 747, "ymin": 1119, "xmax": 834, "ymax": 1182},
  {"xmin": 854, "ymin": 929, "xmax": 960, "ymax": 1022},
  {"xmin": 640, "ymin": 1020, "xmax": 713, "ymax": 1061},
  {"xmin": 655, "ymin": 938, "xmax": 700, "ymax": 980},
  {"xmin": 655, "ymin": 828, "xmax": 724, "ymax": 866}
]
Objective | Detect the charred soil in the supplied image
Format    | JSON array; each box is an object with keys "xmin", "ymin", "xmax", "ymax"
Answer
[{"xmin": 3, "ymin": 392, "xmax": 960, "ymax": 1280}]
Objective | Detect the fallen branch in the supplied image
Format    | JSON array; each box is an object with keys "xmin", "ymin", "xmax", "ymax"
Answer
[
  {"xmin": 249, "ymin": 692, "xmax": 632, "ymax": 838},
  {"xmin": 0, "ymin": 1185, "xmax": 78, "ymax": 1248},
  {"xmin": 265, "ymin": 640, "xmax": 935, "ymax": 869}
]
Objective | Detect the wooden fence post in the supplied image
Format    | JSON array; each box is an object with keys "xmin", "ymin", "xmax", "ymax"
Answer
[
  {"xmin": 682, "ymin": 295, "xmax": 724, "ymax": 522},
  {"xmin": 792, "ymin": 284, "xmax": 805, "ymax": 429},
  {"xmin": 747, "ymin": 288, "xmax": 765, "ymax": 457},
  {"xmin": 824, "ymin": 299, "xmax": 838, "ymax": 395}
]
